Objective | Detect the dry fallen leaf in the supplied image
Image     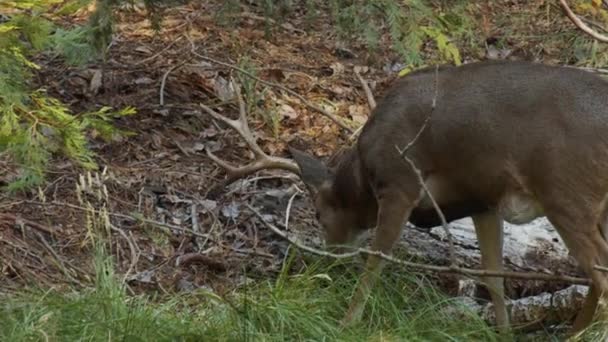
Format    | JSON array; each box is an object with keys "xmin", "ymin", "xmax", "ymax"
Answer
[
  {"xmin": 330, "ymin": 62, "xmax": 345, "ymax": 75},
  {"xmin": 89, "ymin": 69, "xmax": 103, "ymax": 94},
  {"xmin": 348, "ymin": 104, "xmax": 368, "ymax": 125},
  {"xmin": 278, "ymin": 103, "xmax": 299, "ymax": 120}
]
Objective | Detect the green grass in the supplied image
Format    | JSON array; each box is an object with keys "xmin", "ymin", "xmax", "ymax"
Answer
[{"xmin": 0, "ymin": 250, "xmax": 499, "ymax": 341}]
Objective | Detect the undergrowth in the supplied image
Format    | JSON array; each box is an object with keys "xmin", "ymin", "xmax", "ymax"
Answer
[
  {"xmin": 0, "ymin": 252, "xmax": 500, "ymax": 342},
  {"xmin": 0, "ymin": 170, "xmax": 498, "ymax": 341}
]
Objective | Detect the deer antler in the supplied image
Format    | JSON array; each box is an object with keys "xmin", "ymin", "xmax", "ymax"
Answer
[{"xmin": 200, "ymin": 80, "xmax": 300, "ymax": 185}]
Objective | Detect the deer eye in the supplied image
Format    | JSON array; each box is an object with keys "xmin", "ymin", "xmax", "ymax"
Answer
[{"xmin": 315, "ymin": 212, "xmax": 321, "ymax": 221}]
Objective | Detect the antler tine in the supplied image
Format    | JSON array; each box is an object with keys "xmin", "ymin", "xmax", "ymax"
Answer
[{"xmin": 200, "ymin": 80, "xmax": 300, "ymax": 184}]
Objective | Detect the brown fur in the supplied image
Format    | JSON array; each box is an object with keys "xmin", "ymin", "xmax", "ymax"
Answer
[{"xmin": 292, "ymin": 60, "xmax": 608, "ymax": 334}]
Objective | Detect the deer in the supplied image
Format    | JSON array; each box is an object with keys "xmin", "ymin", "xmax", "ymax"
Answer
[{"xmin": 200, "ymin": 60, "xmax": 608, "ymax": 334}]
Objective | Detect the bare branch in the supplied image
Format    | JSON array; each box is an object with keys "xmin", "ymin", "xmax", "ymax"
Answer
[
  {"xmin": 354, "ymin": 68, "xmax": 376, "ymax": 110},
  {"xmin": 159, "ymin": 59, "xmax": 190, "ymax": 106},
  {"xmin": 349, "ymin": 68, "xmax": 377, "ymax": 142},
  {"xmin": 560, "ymin": 0, "xmax": 608, "ymax": 43},
  {"xmin": 395, "ymin": 65, "xmax": 456, "ymax": 265},
  {"xmin": 200, "ymin": 80, "xmax": 300, "ymax": 184},
  {"xmin": 248, "ymin": 204, "xmax": 591, "ymax": 285},
  {"xmin": 284, "ymin": 185, "xmax": 302, "ymax": 231},
  {"xmin": 397, "ymin": 65, "xmax": 439, "ymax": 154},
  {"xmin": 187, "ymin": 36, "xmax": 354, "ymax": 133}
]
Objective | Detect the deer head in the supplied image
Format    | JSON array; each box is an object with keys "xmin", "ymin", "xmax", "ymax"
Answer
[{"xmin": 289, "ymin": 147, "xmax": 378, "ymax": 248}]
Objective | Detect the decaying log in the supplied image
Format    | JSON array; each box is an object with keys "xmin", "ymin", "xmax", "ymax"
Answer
[
  {"xmin": 402, "ymin": 217, "xmax": 586, "ymax": 327},
  {"xmin": 448, "ymin": 284, "xmax": 588, "ymax": 329}
]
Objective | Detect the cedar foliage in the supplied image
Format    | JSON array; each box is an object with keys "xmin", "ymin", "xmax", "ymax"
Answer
[
  {"xmin": 1, "ymin": 0, "xmax": 188, "ymax": 190},
  {"xmin": 0, "ymin": 0, "xmax": 137, "ymax": 191}
]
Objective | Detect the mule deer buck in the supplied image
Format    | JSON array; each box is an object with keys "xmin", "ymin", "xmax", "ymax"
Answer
[{"xmin": 201, "ymin": 61, "xmax": 608, "ymax": 334}]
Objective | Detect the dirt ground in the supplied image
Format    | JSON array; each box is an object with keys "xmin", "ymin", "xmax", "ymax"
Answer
[{"xmin": 0, "ymin": 0, "xmax": 601, "ymax": 312}]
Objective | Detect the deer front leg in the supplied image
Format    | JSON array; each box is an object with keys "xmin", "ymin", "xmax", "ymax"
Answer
[
  {"xmin": 341, "ymin": 190, "xmax": 418, "ymax": 326},
  {"xmin": 471, "ymin": 210, "xmax": 510, "ymax": 334}
]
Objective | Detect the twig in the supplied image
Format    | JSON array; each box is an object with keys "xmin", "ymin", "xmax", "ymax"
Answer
[
  {"xmin": 349, "ymin": 125, "xmax": 365, "ymax": 142},
  {"xmin": 133, "ymin": 37, "xmax": 182, "ymax": 66},
  {"xmin": 396, "ymin": 65, "xmax": 439, "ymax": 153},
  {"xmin": 560, "ymin": 0, "xmax": 608, "ymax": 43},
  {"xmin": 247, "ymin": 204, "xmax": 591, "ymax": 285},
  {"xmin": 568, "ymin": 65, "xmax": 608, "ymax": 75},
  {"xmin": 35, "ymin": 232, "xmax": 85, "ymax": 287},
  {"xmin": 110, "ymin": 224, "xmax": 139, "ymax": 284},
  {"xmin": 284, "ymin": 185, "xmax": 302, "ymax": 231},
  {"xmin": 349, "ymin": 68, "xmax": 377, "ymax": 142},
  {"xmin": 159, "ymin": 59, "xmax": 190, "ymax": 106},
  {"xmin": 395, "ymin": 65, "xmax": 456, "ymax": 265},
  {"xmin": 354, "ymin": 68, "xmax": 376, "ymax": 110},
  {"xmin": 0, "ymin": 213, "xmax": 62, "ymax": 235},
  {"xmin": 191, "ymin": 203, "xmax": 203, "ymax": 250},
  {"xmin": 401, "ymin": 154, "xmax": 456, "ymax": 263},
  {"xmin": 238, "ymin": 12, "xmax": 306, "ymax": 35},
  {"xmin": 186, "ymin": 36, "xmax": 354, "ymax": 133},
  {"xmin": 595, "ymin": 265, "xmax": 608, "ymax": 273}
]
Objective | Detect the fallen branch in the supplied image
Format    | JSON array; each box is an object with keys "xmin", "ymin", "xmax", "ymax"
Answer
[
  {"xmin": 560, "ymin": 0, "xmax": 608, "ymax": 43},
  {"xmin": 186, "ymin": 36, "xmax": 354, "ymax": 133},
  {"xmin": 350, "ymin": 68, "xmax": 377, "ymax": 141},
  {"xmin": 247, "ymin": 204, "xmax": 591, "ymax": 285},
  {"xmin": 354, "ymin": 67, "xmax": 376, "ymax": 110},
  {"xmin": 0, "ymin": 213, "xmax": 62, "ymax": 235},
  {"xmin": 35, "ymin": 231, "xmax": 85, "ymax": 287}
]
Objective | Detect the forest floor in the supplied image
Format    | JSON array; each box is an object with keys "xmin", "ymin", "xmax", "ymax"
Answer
[{"xmin": 1, "ymin": 1, "xmax": 607, "ymax": 340}]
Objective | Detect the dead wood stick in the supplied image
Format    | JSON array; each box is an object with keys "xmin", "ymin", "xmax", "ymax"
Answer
[
  {"xmin": 133, "ymin": 36, "xmax": 182, "ymax": 66},
  {"xmin": 247, "ymin": 204, "xmax": 591, "ymax": 285},
  {"xmin": 35, "ymin": 232, "xmax": 85, "ymax": 287},
  {"xmin": 349, "ymin": 68, "xmax": 377, "ymax": 141},
  {"xmin": 354, "ymin": 68, "xmax": 377, "ymax": 110},
  {"xmin": 187, "ymin": 37, "xmax": 354, "ymax": 133},
  {"xmin": 568, "ymin": 65, "xmax": 608, "ymax": 75},
  {"xmin": 110, "ymin": 224, "xmax": 139, "ymax": 284},
  {"xmin": 284, "ymin": 185, "xmax": 302, "ymax": 231},
  {"xmin": 395, "ymin": 65, "xmax": 456, "ymax": 265},
  {"xmin": 560, "ymin": 0, "xmax": 608, "ymax": 43},
  {"xmin": 0, "ymin": 213, "xmax": 62, "ymax": 235},
  {"xmin": 191, "ymin": 203, "xmax": 204, "ymax": 250},
  {"xmin": 159, "ymin": 59, "xmax": 190, "ymax": 106},
  {"xmin": 238, "ymin": 12, "xmax": 306, "ymax": 34}
]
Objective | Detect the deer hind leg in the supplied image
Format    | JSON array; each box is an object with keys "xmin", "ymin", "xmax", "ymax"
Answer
[
  {"xmin": 544, "ymin": 205, "xmax": 608, "ymax": 333},
  {"xmin": 572, "ymin": 209, "xmax": 608, "ymax": 332},
  {"xmin": 341, "ymin": 186, "xmax": 422, "ymax": 326},
  {"xmin": 471, "ymin": 210, "xmax": 510, "ymax": 334}
]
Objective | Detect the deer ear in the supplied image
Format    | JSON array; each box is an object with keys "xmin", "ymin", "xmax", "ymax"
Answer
[{"xmin": 289, "ymin": 147, "xmax": 332, "ymax": 194}]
